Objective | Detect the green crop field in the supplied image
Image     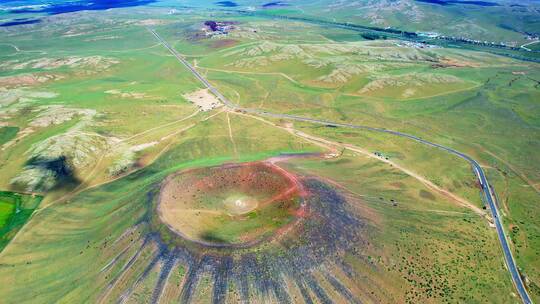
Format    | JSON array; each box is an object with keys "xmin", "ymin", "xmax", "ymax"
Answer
[
  {"xmin": 0, "ymin": 201, "xmax": 15, "ymax": 228},
  {"xmin": 0, "ymin": 1, "xmax": 538, "ymax": 303},
  {"xmin": 0, "ymin": 127, "xmax": 18, "ymax": 146},
  {"xmin": 0, "ymin": 192, "xmax": 42, "ymax": 252}
]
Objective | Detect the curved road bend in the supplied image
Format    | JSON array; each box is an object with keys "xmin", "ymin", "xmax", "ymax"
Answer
[{"xmin": 148, "ymin": 28, "xmax": 532, "ymax": 304}]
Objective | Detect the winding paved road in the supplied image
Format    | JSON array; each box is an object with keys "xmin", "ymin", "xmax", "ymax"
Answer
[{"xmin": 148, "ymin": 28, "xmax": 532, "ymax": 304}]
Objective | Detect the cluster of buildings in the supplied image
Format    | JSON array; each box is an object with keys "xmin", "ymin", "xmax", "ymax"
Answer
[
  {"xmin": 202, "ymin": 20, "xmax": 235, "ymax": 37},
  {"xmin": 395, "ymin": 41, "xmax": 439, "ymax": 49},
  {"xmin": 417, "ymin": 31, "xmax": 519, "ymax": 48}
]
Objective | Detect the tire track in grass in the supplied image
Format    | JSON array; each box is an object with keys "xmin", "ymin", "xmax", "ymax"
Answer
[
  {"xmin": 323, "ymin": 271, "xmax": 362, "ymax": 304},
  {"xmin": 480, "ymin": 147, "xmax": 540, "ymax": 195},
  {"xmin": 226, "ymin": 112, "xmax": 238, "ymax": 159},
  {"xmin": 122, "ymin": 109, "xmax": 200, "ymax": 143},
  {"xmin": 117, "ymin": 247, "xmax": 164, "ymax": 304},
  {"xmin": 100, "ymin": 241, "xmax": 137, "ymax": 274},
  {"xmin": 112, "ymin": 224, "xmax": 142, "ymax": 246},
  {"xmin": 98, "ymin": 236, "xmax": 151, "ymax": 304}
]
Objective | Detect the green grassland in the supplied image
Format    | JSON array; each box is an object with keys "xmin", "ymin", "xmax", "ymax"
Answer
[
  {"xmin": 527, "ymin": 42, "xmax": 540, "ymax": 52},
  {"xmin": 201, "ymin": 199, "xmax": 298, "ymax": 244},
  {"xmin": 150, "ymin": 0, "xmax": 540, "ymax": 44},
  {"xmin": 0, "ymin": 191, "xmax": 42, "ymax": 253},
  {"xmin": 285, "ymin": 152, "xmax": 516, "ymax": 303},
  {"xmin": 257, "ymin": 0, "xmax": 540, "ymax": 44},
  {"xmin": 0, "ymin": 127, "xmax": 18, "ymax": 146},
  {"xmin": 0, "ymin": 4, "xmax": 538, "ymax": 303},
  {"xmin": 175, "ymin": 17, "xmax": 539, "ymax": 293},
  {"xmin": 0, "ymin": 201, "xmax": 15, "ymax": 228},
  {"xmin": 0, "ymin": 102, "xmax": 319, "ymax": 302}
]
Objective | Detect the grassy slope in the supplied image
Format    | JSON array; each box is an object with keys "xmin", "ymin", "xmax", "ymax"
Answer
[
  {"xmin": 175, "ymin": 16, "xmax": 539, "ymax": 299},
  {"xmin": 0, "ymin": 127, "xmax": 18, "ymax": 146},
  {"xmin": 277, "ymin": 0, "xmax": 540, "ymax": 44},
  {"xmin": 0, "ymin": 104, "xmax": 318, "ymax": 303},
  {"xmin": 286, "ymin": 152, "xmax": 516, "ymax": 303},
  {"xmin": 0, "ymin": 7, "xmax": 537, "ymax": 303}
]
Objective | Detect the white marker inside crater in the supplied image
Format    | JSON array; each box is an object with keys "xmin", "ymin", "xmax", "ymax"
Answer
[{"xmin": 224, "ymin": 195, "xmax": 259, "ymax": 216}]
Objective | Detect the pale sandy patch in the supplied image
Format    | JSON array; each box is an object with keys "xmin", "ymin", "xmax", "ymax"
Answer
[
  {"xmin": 29, "ymin": 105, "xmax": 96, "ymax": 128},
  {"xmin": 0, "ymin": 74, "xmax": 63, "ymax": 87},
  {"xmin": 84, "ymin": 35, "xmax": 121, "ymax": 42},
  {"xmin": 1, "ymin": 56, "xmax": 118, "ymax": 71},
  {"xmin": 131, "ymin": 142, "xmax": 158, "ymax": 152},
  {"xmin": 137, "ymin": 19, "xmax": 167, "ymax": 26},
  {"xmin": 105, "ymin": 89, "xmax": 153, "ymax": 100},
  {"xmin": 182, "ymin": 89, "xmax": 222, "ymax": 111}
]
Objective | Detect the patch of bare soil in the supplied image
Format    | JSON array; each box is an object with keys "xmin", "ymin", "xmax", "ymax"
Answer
[
  {"xmin": 433, "ymin": 57, "xmax": 479, "ymax": 68},
  {"xmin": 105, "ymin": 89, "xmax": 154, "ymax": 100},
  {"xmin": 182, "ymin": 89, "xmax": 222, "ymax": 111},
  {"xmin": 358, "ymin": 72, "xmax": 462, "ymax": 95},
  {"xmin": 84, "ymin": 35, "xmax": 121, "ymax": 42},
  {"xmin": 211, "ymin": 39, "xmax": 238, "ymax": 49},
  {"xmin": 136, "ymin": 19, "xmax": 168, "ymax": 26},
  {"xmin": 0, "ymin": 73, "xmax": 63, "ymax": 88},
  {"xmin": 29, "ymin": 105, "xmax": 97, "ymax": 128},
  {"xmin": 1, "ymin": 56, "xmax": 118, "ymax": 71},
  {"xmin": 0, "ymin": 88, "xmax": 58, "ymax": 110}
]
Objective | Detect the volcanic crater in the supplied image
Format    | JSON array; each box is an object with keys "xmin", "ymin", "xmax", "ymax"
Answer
[{"xmin": 157, "ymin": 161, "xmax": 306, "ymax": 247}]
